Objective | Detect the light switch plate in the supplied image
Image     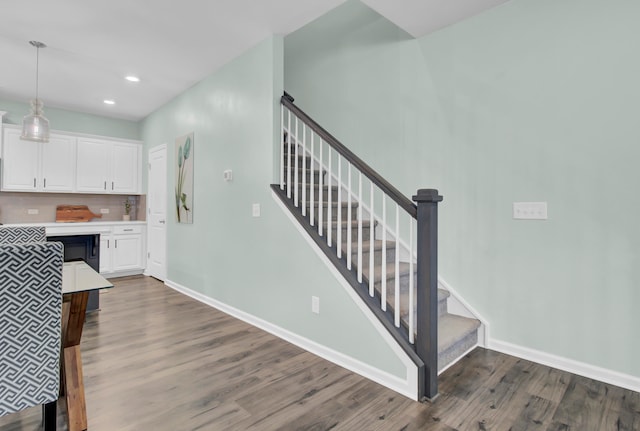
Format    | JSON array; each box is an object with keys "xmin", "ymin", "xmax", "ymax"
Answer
[
  {"xmin": 312, "ymin": 296, "xmax": 320, "ymax": 314},
  {"xmin": 100, "ymin": 208, "xmax": 110, "ymax": 214},
  {"xmin": 252, "ymin": 203, "xmax": 260, "ymax": 217},
  {"xmin": 27, "ymin": 209, "xmax": 39, "ymax": 215},
  {"xmin": 513, "ymin": 202, "xmax": 548, "ymax": 220}
]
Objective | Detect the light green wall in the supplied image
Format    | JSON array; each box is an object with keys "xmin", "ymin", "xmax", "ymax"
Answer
[
  {"xmin": 139, "ymin": 36, "xmax": 406, "ymax": 378},
  {"xmin": 1, "ymin": 98, "xmax": 139, "ymax": 140},
  {"xmin": 285, "ymin": 0, "xmax": 640, "ymax": 378}
]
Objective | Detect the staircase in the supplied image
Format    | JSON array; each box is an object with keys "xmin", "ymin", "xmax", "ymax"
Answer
[{"xmin": 273, "ymin": 93, "xmax": 481, "ymax": 399}]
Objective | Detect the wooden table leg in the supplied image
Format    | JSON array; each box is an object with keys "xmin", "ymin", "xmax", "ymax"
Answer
[
  {"xmin": 62, "ymin": 291, "xmax": 90, "ymax": 431},
  {"xmin": 64, "ymin": 345, "xmax": 87, "ymax": 431}
]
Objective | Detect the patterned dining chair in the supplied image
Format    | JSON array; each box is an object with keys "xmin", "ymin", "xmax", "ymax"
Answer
[
  {"xmin": 0, "ymin": 226, "xmax": 47, "ymax": 244},
  {"xmin": 0, "ymin": 241, "xmax": 64, "ymax": 430}
]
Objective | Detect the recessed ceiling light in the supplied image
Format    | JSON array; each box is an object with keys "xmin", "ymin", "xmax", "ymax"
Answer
[
  {"xmin": 103, "ymin": 99, "xmax": 116, "ymax": 105},
  {"xmin": 125, "ymin": 75, "xmax": 140, "ymax": 82}
]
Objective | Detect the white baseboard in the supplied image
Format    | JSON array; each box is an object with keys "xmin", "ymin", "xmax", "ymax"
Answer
[
  {"xmin": 165, "ymin": 278, "xmax": 418, "ymax": 400},
  {"xmin": 104, "ymin": 269, "xmax": 144, "ymax": 279},
  {"xmin": 489, "ymin": 338, "xmax": 640, "ymax": 393}
]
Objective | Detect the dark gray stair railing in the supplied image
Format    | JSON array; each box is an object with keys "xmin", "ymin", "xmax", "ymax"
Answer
[{"xmin": 273, "ymin": 92, "xmax": 443, "ymax": 401}]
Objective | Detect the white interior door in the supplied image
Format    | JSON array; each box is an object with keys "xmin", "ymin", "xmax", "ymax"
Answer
[{"xmin": 147, "ymin": 144, "xmax": 167, "ymax": 281}]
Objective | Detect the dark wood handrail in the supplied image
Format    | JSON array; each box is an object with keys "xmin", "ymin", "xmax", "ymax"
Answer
[{"xmin": 281, "ymin": 95, "xmax": 417, "ymax": 218}]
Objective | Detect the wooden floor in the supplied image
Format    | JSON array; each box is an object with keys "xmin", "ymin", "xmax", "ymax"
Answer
[{"xmin": 1, "ymin": 275, "xmax": 639, "ymax": 431}]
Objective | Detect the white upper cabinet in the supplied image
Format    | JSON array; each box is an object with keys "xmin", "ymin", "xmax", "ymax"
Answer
[
  {"xmin": 76, "ymin": 138, "xmax": 112, "ymax": 193},
  {"xmin": 41, "ymin": 134, "xmax": 76, "ymax": 191},
  {"xmin": 1, "ymin": 125, "xmax": 141, "ymax": 194},
  {"xmin": 76, "ymin": 138, "xmax": 140, "ymax": 194},
  {"xmin": 111, "ymin": 143, "xmax": 140, "ymax": 194},
  {"xmin": 1, "ymin": 128, "xmax": 75, "ymax": 192}
]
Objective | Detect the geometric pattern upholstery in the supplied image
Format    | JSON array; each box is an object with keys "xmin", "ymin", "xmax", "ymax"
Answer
[
  {"xmin": 0, "ymin": 226, "xmax": 47, "ymax": 244},
  {"xmin": 0, "ymin": 241, "xmax": 63, "ymax": 416}
]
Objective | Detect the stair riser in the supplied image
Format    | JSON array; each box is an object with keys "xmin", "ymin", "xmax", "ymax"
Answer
[
  {"xmin": 287, "ymin": 184, "xmax": 340, "ymax": 202},
  {"xmin": 399, "ymin": 295, "xmax": 449, "ymax": 325},
  {"xmin": 283, "ymin": 170, "xmax": 324, "ymax": 186},
  {"xmin": 439, "ymin": 295, "xmax": 447, "ymax": 315},
  {"xmin": 307, "ymin": 224, "xmax": 374, "ymax": 243},
  {"xmin": 356, "ymin": 247, "xmax": 397, "ymax": 266},
  {"xmin": 282, "ymin": 154, "xmax": 313, "ymax": 169},
  {"xmin": 331, "ymin": 225, "xmax": 373, "ymax": 243},
  {"xmin": 438, "ymin": 328, "xmax": 478, "ymax": 372},
  {"xmin": 305, "ymin": 205, "xmax": 358, "ymax": 222}
]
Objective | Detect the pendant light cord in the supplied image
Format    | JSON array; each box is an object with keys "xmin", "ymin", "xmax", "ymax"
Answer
[{"xmin": 35, "ymin": 44, "xmax": 39, "ymax": 103}]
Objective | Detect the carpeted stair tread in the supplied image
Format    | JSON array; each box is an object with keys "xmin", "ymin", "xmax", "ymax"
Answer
[
  {"xmin": 361, "ymin": 261, "xmax": 413, "ymax": 283},
  {"xmin": 347, "ymin": 239, "xmax": 396, "ymax": 253},
  {"xmin": 438, "ymin": 313, "xmax": 481, "ymax": 371},
  {"xmin": 329, "ymin": 219, "xmax": 374, "ymax": 229}
]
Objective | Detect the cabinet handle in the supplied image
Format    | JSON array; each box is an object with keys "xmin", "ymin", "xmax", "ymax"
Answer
[
  {"xmin": 33, "ymin": 178, "xmax": 36, "ymax": 188},
  {"xmin": 159, "ymin": 220, "xmax": 165, "ymax": 224},
  {"xmin": 115, "ymin": 240, "xmax": 118, "ymax": 248},
  {"xmin": 123, "ymin": 229, "xmax": 133, "ymax": 232},
  {"xmin": 112, "ymin": 181, "xmax": 114, "ymax": 190},
  {"xmin": 44, "ymin": 178, "xmax": 46, "ymax": 188},
  {"xmin": 104, "ymin": 181, "xmax": 107, "ymax": 190},
  {"xmin": 107, "ymin": 240, "xmax": 110, "ymax": 248}
]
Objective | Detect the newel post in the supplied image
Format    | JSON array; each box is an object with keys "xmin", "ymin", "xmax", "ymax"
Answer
[{"xmin": 412, "ymin": 188, "xmax": 443, "ymax": 401}]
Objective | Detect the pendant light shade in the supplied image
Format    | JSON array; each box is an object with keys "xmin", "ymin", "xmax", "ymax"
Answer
[
  {"xmin": 21, "ymin": 41, "xmax": 50, "ymax": 143},
  {"xmin": 21, "ymin": 99, "xmax": 50, "ymax": 142}
]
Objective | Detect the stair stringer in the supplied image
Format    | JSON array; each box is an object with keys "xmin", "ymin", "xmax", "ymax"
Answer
[{"xmin": 272, "ymin": 186, "xmax": 423, "ymax": 400}]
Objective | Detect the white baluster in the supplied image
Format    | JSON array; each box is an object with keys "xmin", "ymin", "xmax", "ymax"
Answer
[
  {"xmin": 381, "ymin": 195, "xmax": 387, "ymax": 311},
  {"xmin": 294, "ymin": 117, "xmax": 299, "ymax": 207},
  {"xmin": 357, "ymin": 172, "xmax": 363, "ymax": 283},
  {"xmin": 409, "ymin": 219, "xmax": 415, "ymax": 344},
  {"xmin": 394, "ymin": 204, "xmax": 400, "ymax": 327},
  {"xmin": 327, "ymin": 147, "xmax": 332, "ymax": 247},
  {"xmin": 347, "ymin": 163, "xmax": 352, "ymax": 271},
  {"xmin": 286, "ymin": 109, "xmax": 292, "ymax": 199},
  {"xmin": 280, "ymin": 104, "xmax": 284, "ymax": 190},
  {"xmin": 310, "ymin": 133, "xmax": 315, "ymax": 227},
  {"xmin": 302, "ymin": 123, "xmax": 307, "ymax": 217},
  {"xmin": 369, "ymin": 183, "xmax": 375, "ymax": 297},
  {"xmin": 318, "ymin": 139, "xmax": 323, "ymax": 237},
  {"xmin": 337, "ymin": 156, "xmax": 342, "ymax": 258}
]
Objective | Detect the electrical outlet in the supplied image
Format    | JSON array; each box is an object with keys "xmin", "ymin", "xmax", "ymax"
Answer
[
  {"xmin": 252, "ymin": 203, "xmax": 260, "ymax": 217},
  {"xmin": 100, "ymin": 208, "xmax": 110, "ymax": 214},
  {"xmin": 513, "ymin": 202, "xmax": 548, "ymax": 220},
  {"xmin": 27, "ymin": 209, "xmax": 39, "ymax": 215},
  {"xmin": 312, "ymin": 296, "xmax": 320, "ymax": 314},
  {"xmin": 223, "ymin": 169, "xmax": 233, "ymax": 182}
]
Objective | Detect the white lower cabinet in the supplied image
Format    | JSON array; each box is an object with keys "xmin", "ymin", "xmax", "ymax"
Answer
[
  {"xmin": 99, "ymin": 234, "xmax": 112, "ymax": 273},
  {"xmin": 112, "ymin": 234, "xmax": 142, "ymax": 271},
  {"xmin": 94, "ymin": 225, "xmax": 145, "ymax": 276}
]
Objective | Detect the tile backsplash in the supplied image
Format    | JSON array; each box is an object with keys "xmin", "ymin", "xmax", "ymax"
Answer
[{"xmin": 0, "ymin": 192, "xmax": 146, "ymax": 224}]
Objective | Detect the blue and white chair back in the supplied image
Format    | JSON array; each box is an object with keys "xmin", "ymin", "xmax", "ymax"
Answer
[
  {"xmin": 0, "ymin": 226, "xmax": 47, "ymax": 244},
  {"xmin": 0, "ymin": 241, "xmax": 63, "ymax": 430}
]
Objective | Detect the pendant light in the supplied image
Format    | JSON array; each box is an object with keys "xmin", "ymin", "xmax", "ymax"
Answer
[{"xmin": 21, "ymin": 41, "xmax": 50, "ymax": 143}]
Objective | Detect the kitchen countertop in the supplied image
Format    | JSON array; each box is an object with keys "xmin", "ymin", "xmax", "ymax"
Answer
[
  {"xmin": 1, "ymin": 221, "xmax": 146, "ymax": 235},
  {"xmin": 2, "ymin": 221, "xmax": 146, "ymax": 228}
]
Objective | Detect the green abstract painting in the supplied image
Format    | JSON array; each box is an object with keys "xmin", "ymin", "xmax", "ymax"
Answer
[{"xmin": 175, "ymin": 132, "xmax": 194, "ymax": 223}]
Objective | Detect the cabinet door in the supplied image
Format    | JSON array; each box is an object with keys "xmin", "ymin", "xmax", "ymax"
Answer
[
  {"xmin": 111, "ymin": 143, "xmax": 139, "ymax": 194},
  {"xmin": 112, "ymin": 234, "xmax": 142, "ymax": 271},
  {"xmin": 1, "ymin": 128, "xmax": 39, "ymax": 191},
  {"xmin": 99, "ymin": 235, "xmax": 112, "ymax": 273},
  {"xmin": 41, "ymin": 134, "xmax": 76, "ymax": 192},
  {"xmin": 76, "ymin": 138, "xmax": 110, "ymax": 193}
]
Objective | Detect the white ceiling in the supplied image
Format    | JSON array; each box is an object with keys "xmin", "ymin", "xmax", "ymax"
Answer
[{"xmin": 0, "ymin": 0, "xmax": 508, "ymax": 122}]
